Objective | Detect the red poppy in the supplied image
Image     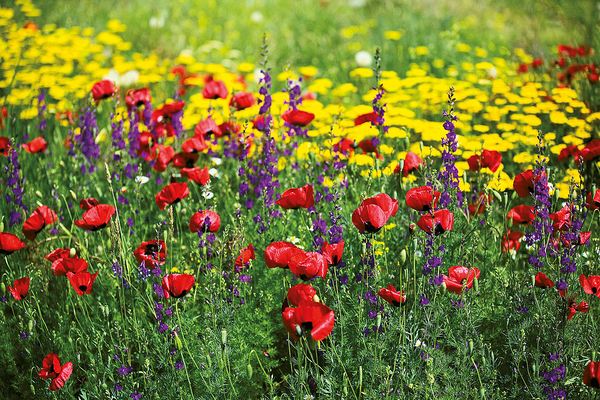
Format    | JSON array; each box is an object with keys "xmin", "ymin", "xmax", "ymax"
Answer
[
  {"xmin": 52, "ymin": 258, "xmax": 89, "ymax": 276},
  {"xmin": 567, "ymin": 295, "xmax": 589, "ymax": 321},
  {"xmin": 468, "ymin": 193, "xmax": 493, "ymax": 216},
  {"xmin": 502, "ymin": 230, "xmax": 524, "ymax": 253},
  {"xmin": 8, "ymin": 277, "xmax": 30, "ymax": 300},
  {"xmin": 23, "ymin": 21, "xmax": 38, "ymax": 31},
  {"xmin": 550, "ymin": 204, "xmax": 572, "ymax": 233},
  {"xmin": 182, "ymin": 166, "xmax": 210, "ymax": 185},
  {"xmin": 218, "ymin": 121, "xmax": 241, "ymax": 135},
  {"xmin": 282, "ymin": 300, "xmax": 334, "ymax": 341},
  {"xmin": 535, "ymin": 272, "xmax": 554, "ymax": 289},
  {"xmin": 558, "ymin": 145, "xmax": 581, "ymax": 163},
  {"xmin": 155, "ymin": 183, "xmax": 189, "ymax": 210},
  {"xmin": 394, "ymin": 151, "xmax": 423, "ymax": 177},
  {"xmin": 235, "ymin": 243, "xmax": 256, "ymax": 269},
  {"xmin": 39, "ymin": 353, "xmax": 73, "ymax": 391},
  {"xmin": 578, "ymin": 231, "xmax": 592, "ymax": 246},
  {"xmin": 287, "ymin": 283, "xmax": 317, "ymax": 306},
  {"xmin": 416, "ymin": 209, "xmax": 454, "ymax": 235},
  {"xmin": 558, "ymin": 44, "xmax": 577, "ymax": 57},
  {"xmin": 531, "ymin": 58, "xmax": 543, "ymax": 69},
  {"xmin": 377, "ymin": 284, "xmax": 406, "ymax": 306},
  {"xmin": 195, "ymin": 118, "xmax": 222, "ymax": 138},
  {"xmin": 153, "ymin": 102, "xmax": 185, "ymax": 138},
  {"xmin": 406, "ymin": 186, "xmax": 440, "ymax": 212},
  {"xmin": 276, "ymin": 184, "xmax": 315, "ymax": 209},
  {"xmin": 517, "ymin": 63, "xmax": 529, "ymax": 74},
  {"xmin": 363, "ymin": 193, "xmax": 399, "ymax": 219},
  {"xmin": 357, "ymin": 139, "xmax": 383, "ymax": 160},
  {"xmin": 467, "ymin": 150, "xmax": 502, "ymax": 173},
  {"xmin": 125, "ymin": 88, "xmax": 151, "ymax": 109},
  {"xmin": 321, "ymin": 241, "xmax": 344, "ymax": 266},
  {"xmin": 75, "ymin": 204, "xmax": 115, "ymax": 231},
  {"xmin": 443, "ymin": 266, "xmax": 480, "ymax": 294},
  {"xmin": 0, "ymin": 136, "xmax": 11, "ymax": 156},
  {"xmin": 67, "ymin": 270, "xmax": 98, "ymax": 296},
  {"xmin": 580, "ymin": 139, "xmax": 600, "ymax": 163},
  {"xmin": 91, "ymin": 80, "xmax": 117, "ymax": 101},
  {"xmin": 354, "ymin": 111, "xmax": 379, "ymax": 126},
  {"xmin": 189, "ymin": 210, "xmax": 221, "ymax": 233},
  {"xmin": 153, "ymin": 145, "xmax": 175, "ymax": 172},
  {"xmin": 172, "ymin": 151, "xmax": 199, "ymax": 169},
  {"xmin": 513, "ymin": 170, "xmax": 543, "ymax": 198},
  {"xmin": 281, "ymin": 110, "xmax": 315, "ymax": 127},
  {"xmin": 507, "ymin": 205, "xmax": 535, "ymax": 226},
  {"xmin": 0, "ymin": 232, "xmax": 25, "ymax": 255},
  {"xmin": 333, "ymin": 138, "xmax": 355, "ymax": 155},
  {"xmin": 230, "ymin": 92, "xmax": 255, "ymax": 110},
  {"xmin": 580, "ymin": 274, "xmax": 600, "ymax": 298},
  {"xmin": 22, "ymin": 205, "xmax": 57, "ymax": 240},
  {"xmin": 22, "ymin": 137, "xmax": 48, "ymax": 153},
  {"xmin": 45, "ymin": 248, "xmax": 75, "ymax": 262},
  {"xmin": 181, "ymin": 136, "xmax": 208, "ymax": 154},
  {"xmin": 134, "ymin": 239, "xmax": 167, "ymax": 266},
  {"xmin": 136, "ymin": 132, "xmax": 156, "ymax": 160},
  {"xmin": 202, "ymin": 80, "xmax": 228, "ymax": 99},
  {"xmin": 353, "ymin": 193, "xmax": 398, "ymax": 234},
  {"xmin": 584, "ymin": 361, "xmax": 600, "ymax": 388},
  {"xmin": 289, "ymin": 251, "xmax": 328, "ymax": 281},
  {"xmin": 162, "ymin": 273, "xmax": 195, "ymax": 299},
  {"xmin": 265, "ymin": 241, "xmax": 302, "ymax": 269},
  {"xmin": 80, "ymin": 198, "xmax": 99, "ymax": 211}
]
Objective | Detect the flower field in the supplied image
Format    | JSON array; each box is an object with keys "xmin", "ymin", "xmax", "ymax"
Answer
[{"xmin": 1, "ymin": 0, "xmax": 600, "ymax": 399}]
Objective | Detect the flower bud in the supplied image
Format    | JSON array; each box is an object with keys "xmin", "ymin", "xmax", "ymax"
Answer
[
  {"xmin": 532, "ymin": 363, "xmax": 536, "ymax": 372},
  {"xmin": 312, "ymin": 294, "xmax": 320, "ymax": 303},
  {"xmin": 479, "ymin": 387, "xmax": 485, "ymax": 398},
  {"xmin": 295, "ymin": 325, "xmax": 302, "ymax": 338},
  {"xmin": 221, "ymin": 328, "xmax": 227, "ymax": 346},
  {"xmin": 419, "ymin": 141, "xmax": 424, "ymax": 152},
  {"xmin": 492, "ymin": 190, "xmax": 502, "ymax": 203},
  {"xmin": 35, "ymin": 190, "xmax": 43, "ymax": 198},
  {"xmin": 174, "ymin": 333, "xmax": 183, "ymax": 350},
  {"xmin": 0, "ymin": 282, "xmax": 5, "ymax": 293},
  {"xmin": 441, "ymin": 282, "xmax": 447, "ymax": 293},
  {"xmin": 482, "ymin": 356, "xmax": 486, "ymax": 365},
  {"xmin": 468, "ymin": 340, "xmax": 474, "ymax": 354},
  {"xmin": 397, "ymin": 159, "xmax": 404, "ymax": 174},
  {"xmin": 0, "ymin": 221, "xmax": 4, "ymax": 232},
  {"xmin": 69, "ymin": 248, "xmax": 77, "ymax": 258},
  {"xmin": 376, "ymin": 158, "xmax": 380, "ymax": 171},
  {"xmin": 412, "ymin": 238, "xmax": 418, "ymax": 252},
  {"xmin": 376, "ymin": 312, "xmax": 382, "ymax": 329},
  {"xmin": 358, "ymin": 366, "xmax": 363, "ymax": 387},
  {"xmin": 473, "ymin": 278, "xmax": 479, "ymax": 293},
  {"xmin": 362, "ymin": 242, "xmax": 367, "ymax": 255},
  {"xmin": 69, "ymin": 190, "xmax": 77, "ymax": 201},
  {"xmin": 403, "ymin": 136, "xmax": 410, "ymax": 150},
  {"xmin": 30, "ymin": 384, "xmax": 35, "ymax": 395},
  {"xmin": 531, "ymin": 275, "xmax": 536, "ymax": 288},
  {"xmin": 247, "ymin": 364, "xmax": 253, "ymax": 379},
  {"xmin": 400, "ymin": 249, "xmax": 407, "ymax": 264},
  {"xmin": 554, "ymin": 188, "xmax": 560, "ymax": 204},
  {"xmin": 427, "ymin": 373, "xmax": 435, "ymax": 385},
  {"xmin": 206, "ymin": 354, "xmax": 212, "ymax": 368},
  {"xmin": 28, "ymin": 320, "xmax": 33, "ymax": 332}
]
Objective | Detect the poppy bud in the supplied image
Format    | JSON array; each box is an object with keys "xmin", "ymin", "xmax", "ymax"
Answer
[
  {"xmin": 469, "ymin": 340, "xmax": 474, "ymax": 354},
  {"xmin": 175, "ymin": 333, "xmax": 183, "ymax": 350},
  {"xmin": 206, "ymin": 354, "xmax": 212, "ymax": 368},
  {"xmin": 28, "ymin": 320, "xmax": 33, "ymax": 332},
  {"xmin": 376, "ymin": 312, "xmax": 382, "ymax": 329},
  {"xmin": 0, "ymin": 221, "xmax": 3, "ymax": 232},
  {"xmin": 221, "ymin": 328, "xmax": 227, "ymax": 346},
  {"xmin": 593, "ymin": 350, "xmax": 596, "ymax": 361},
  {"xmin": 531, "ymin": 275, "xmax": 536, "ymax": 288},
  {"xmin": 313, "ymin": 294, "xmax": 320, "ymax": 303},
  {"xmin": 359, "ymin": 366, "xmax": 363, "ymax": 387},
  {"xmin": 397, "ymin": 160, "xmax": 404, "ymax": 174},
  {"xmin": 479, "ymin": 387, "xmax": 485, "ymax": 398},
  {"xmin": 30, "ymin": 384, "xmax": 35, "ymax": 395},
  {"xmin": 492, "ymin": 190, "xmax": 502, "ymax": 203},
  {"xmin": 554, "ymin": 189, "xmax": 560, "ymax": 204},
  {"xmin": 419, "ymin": 141, "xmax": 423, "ymax": 152},
  {"xmin": 343, "ymin": 382, "xmax": 348, "ymax": 396},
  {"xmin": 181, "ymin": 208, "xmax": 187, "ymax": 215},
  {"xmin": 532, "ymin": 363, "xmax": 536, "ymax": 372},
  {"xmin": 69, "ymin": 248, "xmax": 77, "ymax": 258},
  {"xmin": 35, "ymin": 190, "xmax": 43, "ymax": 198},
  {"xmin": 376, "ymin": 158, "xmax": 380, "ymax": 170},
  {"xmin": 412, "ymin": 238, "xmax": 418, "ymax": 252},
  {"xmin": 0, "ymin": 282, "xmax": 5, "ymax": 293},
  {"xmin": 482, "ymin": 356, "xmax": 486, "ymax": 365},
  {"xmin": 362, "ymin": 242, "xmax": 367, "ymax": 255},
  {"xmin": 441, "ymin": 282, "xmax": 447, "ymax": 293},
  {"xmin": 247, "ymin": 364, "xmax": 253, "ymax": 379},
  {"xmin": 60, "ymin": 160, "xmax": 66, "ymax": 168},
  {"xmin": 400, "ymin": 249, "xmax": 407, "ymax": 264},
  {"xmin": 68, "ymin": 337, "xmax": 72, "ymax": 345},
  {"xmin": 473, "ymin": 277, "xmax": 479, "ymax": 292},
  {"xmin": 101, "ymin": 383, "xmax": 107, "ymax": 390},
  {"xmin": 404, "ymin": 136, "xmax": 410, "ymax": 150},
  {"xmin": 296, "ymin": 325, "xmax": 303, "ymax": 338}
]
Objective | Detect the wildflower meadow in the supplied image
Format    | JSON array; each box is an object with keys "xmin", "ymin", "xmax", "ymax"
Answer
[{"xmin": 1, "ymin": 0, "xmax": 600, "ymax": 399}]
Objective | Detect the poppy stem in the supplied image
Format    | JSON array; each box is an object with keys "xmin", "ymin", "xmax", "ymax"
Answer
[{"xmin": 174, "ymin": 301, "xmax": 195, "ymax": 398}]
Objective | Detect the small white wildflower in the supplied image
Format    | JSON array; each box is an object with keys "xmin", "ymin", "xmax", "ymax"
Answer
[
  {"xmin": 355, "ymin": 50, "xmax": 372, "ymax": 67},
  {"xmin": 212, "ymin": 157, "xmax": 223, "ymax": 165},
  {"xmin": 415, "ymin": 250, "xmax": 422, "ymax": 258},
  {"xmin": 208, "ymin": 168, "xmax": 221, "ymax": 178},
  {"xmin": 135, "ymin": 176, "xmax": 150, "ymax": 185},
  {"xmin": 250, "ymin": 11, "xmax": 264, "ymax": 23},
  {"xmin": 120, "ymin": 70, "xmax": 140, "ymax": 87}
]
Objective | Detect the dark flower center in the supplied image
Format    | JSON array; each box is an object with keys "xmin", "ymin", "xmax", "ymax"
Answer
[
  {"xmin": 186, "ymin": 158, "xmax": 195, "ymax": 168},
  {"xmin": 434, "ymin": 223, "xmax": 445, "ymax": 236},
  {"xmin": 79, "ymin": 285, "xmax": 87, "ymax": 292},
  {"xmin": 592, "ymin": 378, "xmax": 600, "ymax": 388},
  {"xmin": 593, "ymin": 287, "xmax": 597, "ymax": 294},
  {"xmin": 145, "ymin": 244, "xmax": 159, "ymax": 256},
  {"xmin": 174, "ymin": 289, "xmax": 188, "ymax": 298}
]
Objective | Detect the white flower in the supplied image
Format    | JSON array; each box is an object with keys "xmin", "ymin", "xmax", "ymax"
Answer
[
  {"xmin": 209, "ymin": 168, "xmax": 221, "ymax": 178},
  {"xmin": 355, "ymin": 50, "xmax": 372, "ymax": 67},
  {"xmin": 348, "ymin": 0, "xmax": 366, "ymax": 7},
  {"xmin": 203, "ymin": 191, "xmax": 214, "ymax": 200},
  {"xmin": 250, "ymin": 11, "xmax": 264, "ymax": 23},
  {"xmin": 149, "ymin": 13, "xmax": 165, "ymax": 28},
  {"xmin": 212, "ymin": 157, "xmax": 223, "ymax": 165},
  {"xmin": 135, "ymin": 175, "xmax": 149, "ymax": 185},
  {"xmin": 415, "ymin": 250, "xmax": 422, "ymax": 258},
  {"xmin": 120, "ymin": 70, "xmax": 140, "ymax": 87},
  {"xmin": 486, "ymin": 67, "xmax": 498, "ymax": 79}
]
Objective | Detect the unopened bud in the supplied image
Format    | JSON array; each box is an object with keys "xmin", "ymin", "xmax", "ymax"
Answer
[
  {"xmin": 206, "ymin": 354, "xmax": 212, "ymax": 368},
  {"xmin": 295, "ymin": 325, "xmax": 302, "ymax": 337},
  {"xmin": 343, "ymin": 382, "xmax": 348, "ymax": 396},
  {"xmin": 479, "ymin": 387, "xmax": 485, "ymax": 398},
  {"xmin": 531, "ymin": 275, "xmax": 536, "ymax": 288},
  {"xmin": 0, "ymin": 221, "xmax": 4, "ymax": 232},
  {"xmin": 28, "ymin": 320, "xmax": 33, "ymax": 332},
  {"xmin": 312, "ymin": 294, "xmax": 320, "ymax": 303},
  {"xmin": 174, "ymin": 333, "xmax": 183, "ymax": 350},
  {"xmin": 482, "ymin": 356, "xmax": 486, "ymax": 365},
  {"xmin": 400, "ymin": 249, "xmax": 407, "ymax": 264},
  {"xmin": 492, "ymin": 190, "xmax": 502, "ymax": 203},
  {"xmin": 473, "ymin": 278, "xmax": 479, "ymax": 293},
  {"xmin": 376, "ymin": 312, "xmax": 382, "ymax": 329},
  {"xmin": 441, "ymin": 282, "xmax": 447, "ymax": 292},
  {"xmin": 0, "ymin": 282, "xmax": 5, "ymax": 293},
  {"xmin": 30, "ymin": 384, "xmax": 35, "ymax": 395},
  {"xmin": 403, "ymin": 136, "xmax": 410, "ymax": 150},
  {"xmin": 397, "ymin": 159, "xmax": 404, "ymax": 174},
  {"xmin": 101, "ymin": 382, "xmax": 108, "ymax": 390},
  {"xmin": 181, "ymin": 208, "xmax": 187, "ymax": 215},
  {"xmin": 247, "ymin": 364, "xmax": 253, "ymax": 379},
  {"xmin": 221, "ymin": 328, "xmax": 227, "ymax": 346},
  {"xmin": 69, "ymin": 248, "xmax": 76, "ymax": 258},
  {"xmin": 469, "ymin": 340, "xmax": 474, "ymax": 354},
  {"xmin": 532, "ymin": 363, "xmax": 537, "ymax": 372},
  {"xmin": 359, "ymin": 366, "xmax": 363, "ymax": 387},
  {"xmin": 412, "ymin": 238, "xmax": 418, "ymax": 252},
  {"xmin": 376, "ymin": 158, "xmax": 380, "ymax": 170},
  {"xmin": 593, "ymin": 350, "xmax": 596, "ymax": 361},
  {"xmin": 554, "ymin": 189, "xmax": 560, "ymax": 204},
  {"xmin": 35, "ymin": 190, "xmax": 43, "ymax": 198},
  {"xmin": 419, "ymin": 141, "xmax": 424, "ymax": 152},
  {"xmin": 70, "ymin": 190, "xmax": 77, "ymax": 201}
]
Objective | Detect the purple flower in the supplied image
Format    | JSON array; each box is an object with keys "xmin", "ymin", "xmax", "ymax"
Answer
[
  {"xmin": 118, "ymin": 365, "xmax": 133, "ymax": 377},
  {"xmin": 130, "ymin": 391, "xmax": 142, "ymax": 400}
]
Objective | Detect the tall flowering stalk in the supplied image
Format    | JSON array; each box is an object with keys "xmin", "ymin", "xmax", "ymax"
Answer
[
  {"xmin": 5, "ymin": 145, "xmax": 26, "ymax": 227},
  {"xmin": 73, "ymin": 107, "xmax": 101, "ymax": 175},
  {"xmin": 36, "ymin": 89, "xmax": 47, "ymax": 137},
  {"xmin": 437, "ymin": 87, "xmax": 460, "ymax": 208}
]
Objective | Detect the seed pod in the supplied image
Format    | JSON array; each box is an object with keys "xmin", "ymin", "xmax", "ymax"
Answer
[
  {"xmin": 247, "ymin": 364, "xmax": 253, "ymax": 380},
  {"xmin": 400, "ymin": 249, "xmax": 407, "ymax": 264}
]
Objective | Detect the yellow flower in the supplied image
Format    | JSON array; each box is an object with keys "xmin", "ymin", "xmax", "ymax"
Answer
[
  {"xmin": 106, "ymin": 19, "xmax": 126, "ymax": 33},
  {"xmin": 414, "ymin": 46, "xmax": 429, "ymax": 56},
  {"xmin": 299, "ymin": 66, "xmax": 318, "ymax": 77},
  {"xmin": 384, "ymin": 30, "xmax": 402, "ymax": 40},
  {"xmin": 457, "ymin": 43, "xmax": 471, "ymax": 53},
  {"xmin": 350, "ymin": 68, "xmax": 374, "ymax": 79}
]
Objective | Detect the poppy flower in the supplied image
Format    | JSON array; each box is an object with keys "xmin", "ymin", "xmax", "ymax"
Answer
[
  {"xmin": 202, "ymin": 80, "xmax": 228, "ymax": 99},
  {"xmin": 395, "ymin": 151, "xmax": 423, "ymax": 177},
  {"xmin": 531, "ymin": 58, "xmax": 543, "ymax": 69},
  {"xmin": 289, "ymin": 251, "xmax": 328, "ymax": 281},
  {"xmin": 153, "ymin": 145, "xmax": 175, "ymax": 172},
  {"xmin": 80, "ymin": 198, "xmax": 99, "ymax": 211},
  {"xmin": 467, "ymin": 150, "xmax": 502, "ymax": 173},
  {"xmin": 0, "ymin": 232, "xmax": 25, "ymax": 255},
  {"xmin": 517, "ymin": 63, "xmax": 529, "ymax": 74},
  {"xmin": 580, "ymin": 139, "xmax": 600, "ymax": 163},
  {"xmin": 513, "ymin": 170, "xmax": 545, "ymax": 198},
  {"xmin": 8, "ymin": 277, "xmax": 30, "ymax": 300},
  {"xmin": 52, "ymin": 258, "xmax": 89, "ymax": 276},
  {"xmin": 282, "ymin": 300, "xmax": 335, "ymax": 341},
  {"xmin": 333, "ymin": 138, "xmax": 355, "ymax": 155},
  {"xmin": 45, "ymin": 248, "xmax": 75, "ymax": 262},
  {"xmin": 230, "ymin": 92, "xmax": 255, "ymax": 110},
  {"xmin": 468, "ymin": 194, "xmax": 493, "ymax": 216},
  {"xmin": 182, "ymin": 166, "xmax": 210, "ymax": 186},
  {"xmin": 172, "ymin": 151, "xmax": 199, "ymax": 169},
  {"xmin": 321, "ymin": 241, "xmax": 344, "ymax": 266},
  {"xmin": 586, "ymin": 189, "xmax": 600, "ymax": 210},
  {"xmin": 354, "ymin": 111, "xmax": 379, "ymax": 126},
  {"xmin": 558, "ymin": 145, "xmax": 581, "ymax": 163},
  {"xmin": 567, "ymin": 295, "xmax": 589, "ymax": 321},
  {"xmin": 580, "ymin": 274, "xmax": 600, "ymax": 298},
  {"xmin": 155, "ymin": 182, "xmax": 189, "ymax": 210},
  {"xmin": 39, "ymin": 353, "xmax": 73, "ymax": 391},
  {"xmin": 377, "ymin": 284, "xmax": 406, "ymax": 306},
  {"xmin": 406, "ymin": 186, "xmax": 440, "ymax": 211},
  {"xmin": 265, "ymin": 241, "xmax": 302, "ymax": 269},
  {"xmin": 534, "ymin": 272, "xmax": 554, "ymax": 289},
  {"xmin": 67, "ymin": 271, "xmax": 98, "ymax": 296},
  {"xmin": 75, "ymin": 204, "xmax": 116, "ymax": 231},
  {"xmin": 281, "ymin": 110, "xmax": 315, "ymax": 127},
  {"xmin": 91, "ymin": 80, "xmax": 117, "ymax": 101},
  {"xmin": 584, "ymin": 361, "xmax": 600, "ymax": 388},
  {"xmin": 181, "ymin": 136, "xmax": 208, "ymax": 154},
  {"xmin": 276, "ymin": 184, "xmax": 315, "ymax": 209},
  {"xmin": 416, "ymin": 209, "xmax": 454, "ymax": 235},
  {"xmin": 136, "ymin": 132, "xmax": 156, "ymax": 160},
  {"xmin": 501, "ymin": 230, "xmax": 524, "ymax": 253},
  {"xmin": 287, "ymin": 283, "xmax": 317, "ymax": 306},
  {"xmin": 125, "ymin": 88, "xmax": 151, "ymax": 109},
  {"xmin": 22, "ymin": 137, "xmax": 48, "ymax": 153},
  {"xmin": 153, "ymin": 102, "xmax": 185, "ymax": 138},
  {"xmin": 550, "ymin": 204, "xmax": 572, "ymax": 233},
  {"xmin": 189, "ymin": 210, "xmax": 221, "ymax": 233},
  {"xmin": 576, "ymin": 231, "xmax": 592, "ymax": 246},
  {"xmin": 134, "ymin": 239, "xmax": 167, "ymax": 266},
  {"xmin": 558, "ymin": 44, "xmax": 577, "ymax": 57},
  {"xmin": 0, "ymin": 136, "xmax": 11, "ymax": 156},
  {"xmin": 218, "ymin": 121, "xmax": 241, "ymax": 135},
  {"xmin": 235, "ymin": 243, "xmax": 256, "ymax": 269},
  {"xmin": 162, "ymin": 273, "xmax": 195, "ymax": 299},
  {"xmin": 507, "ymin": 205, "xmax": 535, "ymax": 225},
  {"xmin": 363, "ymin": 193, "xmax": 399, "ymax": 219},
  {"xmin": 194, "ymin": 118, "xmax": 222, "ymax": 138},
  {"xmin": 352, "ymin": 204, "xmax": 388, "ymax": 234},
  {"xmin": 357, "ymin": 139, "xmax": 383, "ymax": 160},
  {"xmin": 443, "ymin": 266, "xmax": 480, "ymax": 294},
  {"xmin": 22, "ymin": 205, "xmax": 57, "ymax": 241}
]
